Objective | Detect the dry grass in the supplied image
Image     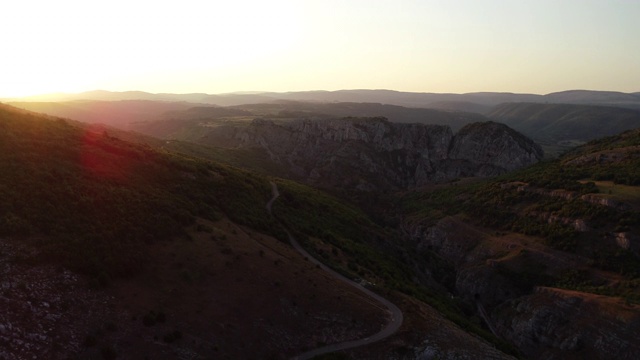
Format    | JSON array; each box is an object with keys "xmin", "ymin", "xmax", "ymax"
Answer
[
  {"xmin": 104, "ymin": 217, "xmax": 389, "ymax": 359},
  {"xmin": 583, "ymin": 180, "xmax": 640, "ymax": 203}
]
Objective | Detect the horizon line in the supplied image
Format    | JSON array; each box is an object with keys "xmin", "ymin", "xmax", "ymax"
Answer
[{"xmin": 2, "ymin": 87, "xmax": 640, "ymax": 101}]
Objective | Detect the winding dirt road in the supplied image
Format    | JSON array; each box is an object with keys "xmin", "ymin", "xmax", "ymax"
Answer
[{"xmin": 267, "ymin": 182, "xmax": 403, "ymax": 360}]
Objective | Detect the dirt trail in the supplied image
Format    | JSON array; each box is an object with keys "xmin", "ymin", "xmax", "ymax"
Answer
[{"xmin": 267, "ymin": 182, "xmax": 403, "ymax": 360}]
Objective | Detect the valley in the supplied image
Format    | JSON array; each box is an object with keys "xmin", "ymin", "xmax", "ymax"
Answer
[
  {"xmin": 4, "ymin": 0, "xmax": 640, "ymax": 356},
  {"xmin": 1, "ymin": 92, "xmax": 640, "ymax": 359}
]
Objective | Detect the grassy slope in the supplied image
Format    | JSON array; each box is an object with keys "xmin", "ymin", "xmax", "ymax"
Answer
[
  {"xmin": 0, "ymin": 104, "xmax": 405, "ymax": 358},
  {"xmin": 487, "ymin": 102, "xmax": 640, "ymax": 146},
  {"xmin": 0, "ymin": 104, "xmax": 278, "ymax": 277}
]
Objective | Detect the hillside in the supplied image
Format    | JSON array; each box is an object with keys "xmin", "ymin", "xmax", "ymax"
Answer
[
  {"xmin": 229, "ymin": 101, "xmax": 487, "ymax": 130},
  {"xmin": 0, "ymin": 104, "xmax": 280, "ymax": 275},
  {"xmin": 0, "ymin": 104, "xmax": 514, "ymax": 359},
  {"xmin": 401, "ymin": 127, "xmax": 640, "ymax": 359},
  {"xmin": 488, "ymin": 102, "xmax": 640, "ymax": 156},
  {"xmin": 9, "ymin": 100, "xmax": 488, "ymax": 134},
  {"xmin": 8, "ymin": 100, "xmax": 195, "ymax": 130},
  {"xmin": 542, "ymin": 90, "xmax": 640, "ymax": 108},
  {"xmin": 3, "ymin": 101, "xmax": 639, "ymax": 359}
]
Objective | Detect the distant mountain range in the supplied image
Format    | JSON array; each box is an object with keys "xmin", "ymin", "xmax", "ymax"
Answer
[
  {"xmin": 5, "ymin": 89, "xmax": 640, "ymax": 159},
  {"xmin": 5, "ymin": 89, "xmax": 640, "ymax": 111}
]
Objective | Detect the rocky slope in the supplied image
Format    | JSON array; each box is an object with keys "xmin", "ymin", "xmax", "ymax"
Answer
[
  {"xmin": 494, "ymin": 287, "xmax": 640, "ymax": 360},
  {"xmin": 410, "ymin": 214, "xmax": 640, "ymax": 360},
  {"xmin": 202, "ymin": 117, "xmax": 542, "ymax": 191},
  {"xmin": 401, "ymin": 127, "xmax": 640, "ymax": 359}
]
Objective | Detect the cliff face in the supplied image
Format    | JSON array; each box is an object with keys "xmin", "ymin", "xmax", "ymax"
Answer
[
  {"xmin": 494, "ymin": 287, "xmax": 640, "ymax": 360},
  {"xmin": 401, "ymin": 126, "xmax": 640, "ymax": 359},
  {"xmin": 411, "ymin": 216, "xmax": 640, "ymax": 360},
  {"xmin": 205, "ymin": 118, "xmax": 542, "ymax": 190},
  {"xmin": 404, "ymin": 208, "xmax": 640, "ymax": 359},
  {"xmin": 449, "ymin": 122, "xmax": 544, "ymax": 173}
]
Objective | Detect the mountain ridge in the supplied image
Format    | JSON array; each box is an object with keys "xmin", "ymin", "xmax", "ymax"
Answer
[
  {"xmin": 6, "ymin": 88, "xmax": 640, "ymax": 111},
  {"xmin": 487, "ymin": 102, "xmax": 640, "ymax": 145},
  {"xmin": 196, "ymin": 117, "xmax": 542, "ymax": 191}
]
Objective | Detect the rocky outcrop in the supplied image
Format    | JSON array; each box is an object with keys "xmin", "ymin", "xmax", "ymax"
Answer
[
  {"xmin": 564, "ymin": 146, "xmax": 640, "ymax": 166},
  {"xmin": 410, "ymin": 213, "xmax": 640, "ymax": 359},
  {"xmin": 502, "ymin": 182, "xmax": 632, "ymax": 211},
  {"xmin": 449, "ymin": 121, "xmax": 544, "ymax": 174},
  {"xmin": 493, "ymin": 287, "xmax": 640, "ymax": 360},
  {"xmin": 528, "ymin": 211, "xmax": 590, "ymax": 232},
  {"xmin": 205, "ymin": 118, "xmax": 542, "ymax": 190},
  {"xmin": 613, "ymin": 232, "xmax": 640, "ymax": 255}
]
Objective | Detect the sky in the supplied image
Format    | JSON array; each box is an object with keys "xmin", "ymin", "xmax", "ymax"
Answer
[{"xmin": 1, "ymin": 0, "xmax": 639, "ymax": 97}]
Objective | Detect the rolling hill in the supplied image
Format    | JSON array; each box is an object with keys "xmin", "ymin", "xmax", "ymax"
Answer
[
  {"xmin": 7, "ymin": 89, "xmax": 640, "ymax": 113},
  {"xmin": 10, "ymin": 99, "xmax": 488, "ymax": 134},
  {"xmin": 7, "ymin": 100, "xmax": 195, "ymax": 130},
  {"xmin": 487, "ymin": 102, "xmax": 640, "ymax": 156}
]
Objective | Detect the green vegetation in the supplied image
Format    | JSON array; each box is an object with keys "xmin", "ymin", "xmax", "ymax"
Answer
[
  {"xmin": 587, "ymin": 181, "xmax": 640, "ymax": 202},
  {"xmin": 272, "ymin": 178, "xmax": 519, "ymax": 356},
  {"xmin": 0, "ymin": 104, "xmax": 279, "ymax": 277},
  {"xmin": 273, "ymin": 178, "xmax": 412, "ymax": 286},
  {"xmin": 561, "ymin": 129, "xmax": 640, "ymax": 186},
  {"xmin": 401, "ymin": 126, "xmax": 640, "ymax": 304}
]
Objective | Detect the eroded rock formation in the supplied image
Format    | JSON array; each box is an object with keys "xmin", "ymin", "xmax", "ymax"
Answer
[{"xmin": 205, "ymin": 117, "xmax": 543, "ymax": 190}]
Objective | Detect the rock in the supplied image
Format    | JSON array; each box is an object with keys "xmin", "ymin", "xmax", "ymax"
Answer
[
  {"xmin": 580, "ymin": 194, "xmax": 631, "ymax": 211},
  {"xmin": 493, "ymin": 287, "xmax": 640, "ymax": 360},
  {"xmin": 207, "ymin": 118, "xmax": 542, "ymax": 191},
  {"xmin": 449, "ymin": 121, "xmax": 543, "ymax": 173},
  {"xmin": 614, "ymin": 232, "xmax": 640, "ymax": 255}
]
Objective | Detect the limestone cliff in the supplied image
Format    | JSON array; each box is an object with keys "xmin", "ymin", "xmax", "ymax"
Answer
[{"xmin": 204, "ymin": 117, "xmax": 542, "ymax": 190}]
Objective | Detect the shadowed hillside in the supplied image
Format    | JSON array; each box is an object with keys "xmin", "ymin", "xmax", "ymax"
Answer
[
  {"xmin": 488, "ymin": 102, "xmax": 640, "ymax": 156},
  {"xmin": 0, "ymin": 103, "xmax": 278, "ymax": 276},
  {"xmin": 0, "ymin": 103, "xmax": 515, "ymax": 359}
]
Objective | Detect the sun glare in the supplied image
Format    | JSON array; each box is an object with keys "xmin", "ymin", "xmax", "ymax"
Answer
[
  {"xmin": 0, "ymin": 0, "xmax": 303, "ymax": 98},
  {"xmin": 1, "ymin": 0, "xmax": 638, "ymax": 96}
]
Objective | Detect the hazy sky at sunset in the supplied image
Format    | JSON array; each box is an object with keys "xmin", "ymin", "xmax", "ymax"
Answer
[{"xmin": 2, "ymin": 0, "xmax": 639, "ymax": 97}]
